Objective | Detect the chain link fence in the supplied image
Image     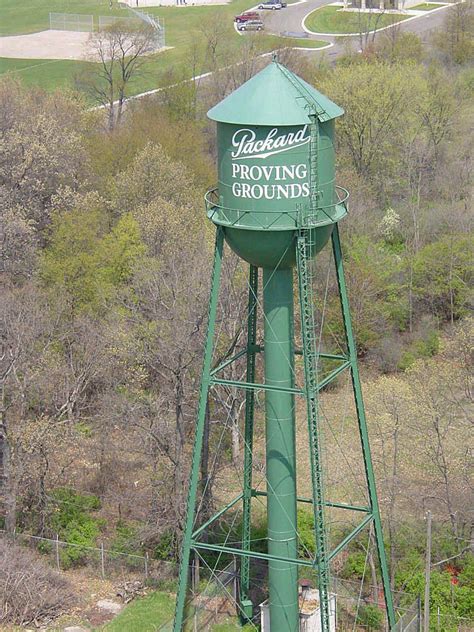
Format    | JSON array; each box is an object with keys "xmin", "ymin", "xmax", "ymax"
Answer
[
  {"xmin": 48, "ymin": 12, "xmax": 165, "ymax": 49},
  {"xmin": 1, "ymin": 531, "xmax": 175, "ymax": 583},
  {"xmin": 127, "ymin": 7, "xmax": 166, "ymax": 48},
  {"xmin": 157, "ymin": 560, "xmax": 240, "ymax": 631},
  {"xmin": 49, "ymin": 13, "xmax": 94, "ymax": 32},
  {"xmin": 393, "ymin": 599, "xmax": 421, "ymax": 631},
  {"xmin": 98, "ymin": 15, "xmax": 142, "ymax": 30},
  {"xmin": 4, "ymin": 533, "xmax": 470, "ymax": 631}
]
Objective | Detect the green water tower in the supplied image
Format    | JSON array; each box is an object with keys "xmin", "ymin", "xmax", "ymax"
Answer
[
  {"xmin": 206, "ymin": 60, "xmax": 346, "ymax": 268},
  {"xmin": 173, "ymin": 60, "xmax": 396, "ymax": 632}
]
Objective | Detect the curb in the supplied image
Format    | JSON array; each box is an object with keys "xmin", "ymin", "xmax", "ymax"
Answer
[
  {"xmin": 301, "ymin": 0, "xmax": 457, "ymax": 37},
  {"xmin": 293, "ymin": 42, "xmax": 333, "ymax": 49}
]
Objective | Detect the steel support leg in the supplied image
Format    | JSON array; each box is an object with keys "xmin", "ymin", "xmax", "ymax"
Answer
[
  {"xmin": 263, "ymin": 266, "xmax": 299, "ymax": 632},
  {"xmin": 331, "ymin": 224, "xmax": 396, "ymax": 630},
  {"xmin": 173, "ymin": 227, "xmax": 224, "ymax": 632},
  {"xmin": 240, "ymin": 265, "xmax": 258, "ymax": 617},
  {"xmin": 297, "ymin": 232, "xmax": 331, "ymax": 632}
]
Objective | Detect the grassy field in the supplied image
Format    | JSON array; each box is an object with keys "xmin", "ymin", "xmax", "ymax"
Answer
[
  {"xmin": 0, "ymin": 0, "xmax": 130, "ymax": 35},
  {"xmin": 0, "ymin": 0, "xmax": 327, "ymax": 95},
  {"xmin": 0, "ymin": 56, "xmax": 96, "ymax": 90},
  {"xmin": 304, "ymin": 5, "xmax": 410, "ymax": 34}
]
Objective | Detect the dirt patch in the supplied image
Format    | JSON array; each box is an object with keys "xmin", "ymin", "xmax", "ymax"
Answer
[
  {"xmin": 0, "ymin": 30, "xmax": 93, "ymax": 61},
  {"xmin": 54, "ymin": 572, "xmax": 150, "ymax": 629},
  {"xmin": 53, "ymin": 570, "xmax": 117, "ymax": 629}
]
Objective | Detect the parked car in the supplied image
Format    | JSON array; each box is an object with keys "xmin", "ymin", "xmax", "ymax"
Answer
[
  {"xmin": 234, "ymin": 11, "xmax": 260, "ymax": 22},
  {"xmin": 237, "ymin": 18, "xmax": 264, "ymax": 31},
  {"xmin": 258, "ymin": 0, "xmax": 284, "ymax": 9}
]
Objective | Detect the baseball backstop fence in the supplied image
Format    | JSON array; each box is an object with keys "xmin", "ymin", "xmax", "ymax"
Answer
[
  {"xmin": 49, "ymin": 12, "xmax": 165, "ymax": 48},
  {"xmin": 49, "ymin": 13, "xmax": 94, "ymax": 32}
]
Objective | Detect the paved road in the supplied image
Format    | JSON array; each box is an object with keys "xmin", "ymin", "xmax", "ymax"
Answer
[
  {"xmin": 263, "ymin": 0, "xmax": 334, "ymax": 42},
  {"xmin": 260, "ymin": 0, "xmax": 450, "ymax": 53}
]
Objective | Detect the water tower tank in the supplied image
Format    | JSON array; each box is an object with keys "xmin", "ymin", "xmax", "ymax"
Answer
[
  {"xmin": 206, "ymin": 60, "xmax": 348, "ymax": 268},
  {"xmin": 173, "ymin": 59, "xmax": 396, "ymax": 632}
]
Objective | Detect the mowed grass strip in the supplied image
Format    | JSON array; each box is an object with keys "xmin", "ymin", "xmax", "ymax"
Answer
[
  {"xmin": 0, "ymin": 0, "xmax": 243, "ymax": 93},
  {"xmin": 411, "ymin": 2, "xmax": 446, "ymax": 8},
  {"xmin": 282, "ymin": 36, "xmax": 330, "ymax": 48},
  {"xmin": 0, "ymin": 32, "xmax": 308, "ymax": 96},
  {"xmin": 304, "ymin": 5, "xmax": 410, "ymax": 34}
]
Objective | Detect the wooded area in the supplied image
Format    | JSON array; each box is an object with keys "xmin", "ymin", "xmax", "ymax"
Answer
[{"xmin": 0, "ymin": 6, "xmax": 473, "ymax": 630}]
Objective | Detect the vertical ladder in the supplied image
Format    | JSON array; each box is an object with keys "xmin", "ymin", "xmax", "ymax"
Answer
[
  {"xmin": 296, "ymin": 112, "xmax": 331, "ymax": 632},
  {"xmin": 240, "ymin": 265, "xmax": 259, "ymax": 615},
  {"xmin": 297, "ymin": 231, "xmax": 331, "ymax": 632},
  {"xmin": 309, "ymin": 113, "xmax": 320, "ymax": 225}
]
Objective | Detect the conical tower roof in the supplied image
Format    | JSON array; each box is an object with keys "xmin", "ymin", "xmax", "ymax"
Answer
[{"xmin": 207, "ymin": 60, "xmax": 343, "ymax": 126}]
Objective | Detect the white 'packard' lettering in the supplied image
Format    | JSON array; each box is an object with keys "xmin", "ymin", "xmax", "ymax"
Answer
[{"xmin": 231, "ymin": 125, "xmax": 309, "ymax": 160}]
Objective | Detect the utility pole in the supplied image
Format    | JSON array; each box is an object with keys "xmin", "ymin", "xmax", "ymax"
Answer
[{"xmin": 424, "ymin": 510, "xmax": 432, "ymax": 632}]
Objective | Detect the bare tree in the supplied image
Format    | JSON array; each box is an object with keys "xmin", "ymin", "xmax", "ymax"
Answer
[
  {"xmin": 356, "ymin": 2, "xmax": 389, "ymax": 52},
  {"xmin": 210, "ymin": 254, "xmax": 248, "ymax": 465},
  {"xmin": 87, "ymin": 23, "xmax": 157, "ymax": 130}
]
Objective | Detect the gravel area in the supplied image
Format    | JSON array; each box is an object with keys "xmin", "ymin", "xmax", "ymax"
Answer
[{"xmin": 0, "ymin": 30, "xmax": 92, "ymax": 61}]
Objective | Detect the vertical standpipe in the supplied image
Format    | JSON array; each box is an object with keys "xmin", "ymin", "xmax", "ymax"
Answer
[{"xmin": 263, "ymin": 267, "xmax": 299, "ymax": 632}]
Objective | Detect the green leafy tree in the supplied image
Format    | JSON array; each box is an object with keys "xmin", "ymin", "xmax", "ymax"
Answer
[
  {"xmin": 357, "ymin": 604, "xmax": 384, "ymax": 630},
  {"xmin": 412, "ymin": 234, "xmax": 473, "ymax": 323},
  {"xmin": 319, "ymin": 62, "xmax": 422, "ymax": 191},
  {"xmin": 377, "ymin": 31, "xmax": 424, "ymax": 64},
  {"xmin": 457, "ymin": 555, "xmax": 474, "ymax": 620},
  {"xmin": 324, "ymin": 235, "xmax": 408, "ymax": 354},
  {"xmin": 40, "ymin": 198, "xmax": 145, "ymax": 313},
  {"xmin": 110, "ymin": 142, "xmax": 200, "ymax": 213},
  {"xmin": 432, "ymin": 1, "xmax": 474, "ymax": 65}
]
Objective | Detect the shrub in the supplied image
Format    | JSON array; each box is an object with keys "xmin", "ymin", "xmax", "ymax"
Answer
[
  {"xmin": 341, "ymin": 552, "xmax": 367, "ymax": 579},
  {"xmin": 298, "ymin": 509, "xmax": 316, "ymax": 558},
  {"xmin": 0, "ymin": 539, "xmax": 75, "ymax": 626},
  {"xmin": 60, "ymin": 519, "xmax": 102, "ymax": 568},
  {"xmin": 357, "ymin": 604, "xmax": 384, "ymax": 630},
  {"xmin": 153, "ymin": 529, "xmax": 178, "ymax": 561},
  {"xmin": 110, "ymin": 520, "xmax": 141, "ymax": 555},
  {"xmin": 48, "ymin": 488, "xmax": 103, "ymax": 568},
  {"xmin": 49, "ymin": 487, "xmax": 101, "ymax": 531}
]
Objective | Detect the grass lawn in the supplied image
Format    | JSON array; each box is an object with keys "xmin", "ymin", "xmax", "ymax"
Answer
[
  {"xmin": 0, "ymin": 56, "xmax": 97, "ymax": 90},
  {"xmin": 411, "ymin": 2, "xmax": 446, "ymax": 8},
  {"xmin": 304, "ymin": 5, "xmax": 410, "ymax": 34},
  {"xmin": 102, "ymin": 591, "xmax": 175, "ymax": 631},
  {"xmin": 100, "ymin": 590, "xmax": 253, "ymax": 631}
]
